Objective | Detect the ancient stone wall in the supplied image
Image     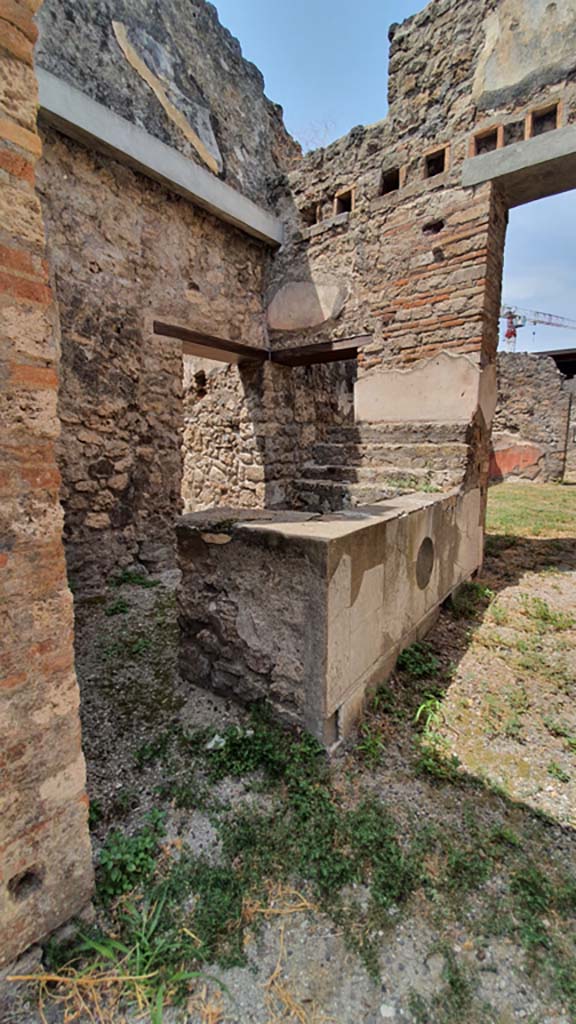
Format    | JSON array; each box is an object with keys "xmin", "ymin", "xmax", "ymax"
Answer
[
  {"xmin": 564, "ymin": 380, "xmax": 576, "ymax": 484},
  {"xmin": 491, "ymin": 352, "xmax": 571, "ymax": 482},
  {"xmin": 32, "ymin": 0, "xmax": 303, "ymax": 592},
  {"xmin": 34, "ymin": 0, "xmax": 576, "ymax": 588},
  {"xmin": 0, "ymin": 0, "xmax": 93, "ymax": 967},
  {"xmin": 267, "ymin": 0, "xmax": 575, "ymax": 372},
  {"xmin": 36, "ymin": 126, "xmax": 272, "ymax": 590},
  {"xmin": 182, "ymin": 356, "xmax": 355, "ymax": 512},
  {"xmin": 35, "ymin": 0, "xmax": 300, "ymax": 206}
]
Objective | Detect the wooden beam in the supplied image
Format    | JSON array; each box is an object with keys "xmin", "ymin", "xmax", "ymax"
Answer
[
  {"xmin": 271, "ymin": 335, "xmax": 372, "ymax": 367},
  {"xmin": 153, "ymin": 321, "xmax": 268, "ymax": 365},
  {"xmin": 273, "ymin": 346, "xmax": 359, "ymax": 367},
  {"xmin": 153, "ymin": 322, "xmax": 372, "ymax": 367}
]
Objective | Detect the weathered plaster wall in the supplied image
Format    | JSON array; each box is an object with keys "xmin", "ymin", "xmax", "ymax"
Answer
[
  {"xmin": 37, "ymin": 127, "xmax": 270, "ymax": 590},
  {"xmin": 490, "ymin": 352, "xmax": 571, "ymax": 482},
  {"xmin": 35, "ymin": 0, "xmax": 300, "ymax": 205},
  {"xmin": 0, "ymin": 0, "xmax": 93, "ymax": 967}
]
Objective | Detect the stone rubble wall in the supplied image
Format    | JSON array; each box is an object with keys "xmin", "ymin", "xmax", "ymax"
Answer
[
  {"xmin": 490, "ymin": 352, "xmax": 572, "ymax": 482},
  {"xmin": 564, "ymin": 380, "xmax": 576, "ymax": 484},
  {"xmin": 182, "ymin": 356, "xmax": 355, "ymax": 512},
  {"xmin": 34, "ymin": 0, "xmax": 576, "ymax": 590},
  {"xmin": 0, "ymin": 0, "xmax": 93, "ymax": 967},
  {"xmin": 32, "ymin": 0, "xmax": 305, "ymax": 593},
  {"xmin": 260, "ymin": 0, "xmax": 575, "ymax": 513},
  {"xmin": 37, "ymin": 126, "xmax": 271, "ymax": 591}
]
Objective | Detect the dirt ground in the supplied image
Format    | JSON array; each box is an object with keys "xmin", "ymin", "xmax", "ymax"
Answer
[{"xmin": 3, "ymin": 482, "xmax": 576, "ymax": 1024}]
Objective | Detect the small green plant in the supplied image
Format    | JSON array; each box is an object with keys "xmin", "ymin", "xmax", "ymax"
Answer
[
  {"xmin": 450, "ymin": 582, "xmax": 494, "ymax": 619},
  {"xmin": 356, "ymin": 720, "xmax": 385, "ymax": 768},
  {"xmin": 105, "ymin": 596, "xmax": 129, "ymax": 616},
  {"xmin": 97, "ymin": 810, "xmax": 166, "ymax": 901},
  {"xmin": 407, "ymin": 946, "xmax": 478, "ymax": 1023},
  {"xmin": 129, "ymin": 635, "xmax": 152, "ymax": 656},
  {"xmin": 490, "ymin": 601, "xmax": 509, "ymax": 625},
  {"xmin": 397, "ymin": 641, "xmax": 440, "ymax": 679},
  {"xmin": 547, "ymin": 761, "xmax": 570, "ymax": 783},
  {"xmin": 88, "ymin": 798, "xmax": 103, "ymax": 830},
  {"xmin": 415, "ymin": 738, "xmax": 460, "ymax": 782},
  {"xmin": 543, "ymin": 716, "xmax": 572, "ymax": 738},
  {"xmin": 414, "ymin": 692, "xmax": 444, "ymax": 735},
  {"xmin": 134, "ymin": 730, "xmax": 175, "ymax": 769},
  {"xmin": 112, "ymin": 570, "xmax": 160, "ymax": 588},
  {"xmin": 520, "ymin": 595, "xmax": 574, "ymax": 632},
  {"xmin": 489, "ymin": 824, "xmax": 521, "ymax": 849}
]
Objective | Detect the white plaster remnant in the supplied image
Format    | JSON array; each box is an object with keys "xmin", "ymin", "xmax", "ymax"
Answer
[
  {"xmin": 112, "ymin": 21, "xmax": 222, "ymax": 175},
  {"xmin": 354, "ymin": 351, "xmax": 497, "ymax": 425},
  {"xmin": 267, "ymin": 279, "xmax": 349, "ymax": 331},
  {"xmin": 473, "ymin": 0, "xmax": 576, "ymax": 100}
]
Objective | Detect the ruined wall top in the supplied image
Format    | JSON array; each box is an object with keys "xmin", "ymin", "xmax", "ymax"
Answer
[
  {"xmin": 388, "ymin": 0, "xmax": 576, "ymax": 139},
  {"xmin": 36, "ymin": 0, "xmax": 301, "ymax": 208}
]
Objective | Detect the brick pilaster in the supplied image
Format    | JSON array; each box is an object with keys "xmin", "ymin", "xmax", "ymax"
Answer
[{"xmin": 0, "ymin": 0, "xmax": 93, "ymax": 966}]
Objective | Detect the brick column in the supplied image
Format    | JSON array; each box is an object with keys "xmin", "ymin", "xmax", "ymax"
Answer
[{"xmin": 0, "ymin": 0, "xmax": 93, "ymax": 965}]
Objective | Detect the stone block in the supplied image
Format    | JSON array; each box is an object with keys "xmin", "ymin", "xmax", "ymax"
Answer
[{"xmin": 177, "ymin": 489, "xmax": 483, "ymax": 745}]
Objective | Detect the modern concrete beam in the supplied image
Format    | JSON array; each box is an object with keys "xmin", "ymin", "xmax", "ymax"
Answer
[
  {"xmin": 36, "ymin": 70, "xmax": 284, "ymax": 247},
  {"xmin": 462, "ymin": 125, "xmax": 576, "ymax": 207}
]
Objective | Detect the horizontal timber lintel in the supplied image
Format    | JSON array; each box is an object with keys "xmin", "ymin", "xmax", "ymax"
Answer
[{"xmin": 153, "ymin": 321, "xmax": 371, "ymax": 366}]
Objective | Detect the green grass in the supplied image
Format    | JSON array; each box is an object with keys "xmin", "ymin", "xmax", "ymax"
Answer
[
  {"xmin": 520, "ymin": 594, "xmax": 575, "ymax": 632},
  {"xmin": 397, "ymin": 641, "xmax": 440, "ymax": 679},
  {"xmin": 37, "ymin": 708, "xmax": 576, "ymax": 1022},
  {"xmin": 486, "ymin": 483, "xmax": 576, "ymax": 538},
  {"xmin": 547, "ymin": 761, "xmax": 570, "ymax": 783}
]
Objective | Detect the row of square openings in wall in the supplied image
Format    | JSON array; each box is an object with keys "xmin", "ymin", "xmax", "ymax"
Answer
[
  {"xmin": 472, "ymin": 101, "xmax": 561, "ymax": 156},
  {"xmin": 301, "ymin": 148, "xmax": 449, "ymax": 226}
]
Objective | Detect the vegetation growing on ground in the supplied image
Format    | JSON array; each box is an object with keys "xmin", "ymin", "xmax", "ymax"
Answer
[{"xmin": 16, "ymin": 484, "xmax": 576, "ymax": 1024}]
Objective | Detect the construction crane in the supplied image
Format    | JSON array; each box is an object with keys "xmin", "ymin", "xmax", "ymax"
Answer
[{"xmin": 500, "ymin": 305, "xmax": 576, "ymax": 352}]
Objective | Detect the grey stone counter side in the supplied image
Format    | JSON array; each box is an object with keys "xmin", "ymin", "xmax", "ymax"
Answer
[{"xmin": 177, "ymin": 489, "xmax": 483, "ymax": 746}]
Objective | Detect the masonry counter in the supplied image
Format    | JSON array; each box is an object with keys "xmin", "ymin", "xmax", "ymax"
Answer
[{"xmin": 176, "ymin": 490, "xmax": 483, "ymax": 748}]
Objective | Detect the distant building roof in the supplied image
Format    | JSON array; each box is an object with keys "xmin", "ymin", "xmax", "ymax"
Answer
[{"xmin": 534, "ymin": 348, "xmax": 576, "ymax": 379}]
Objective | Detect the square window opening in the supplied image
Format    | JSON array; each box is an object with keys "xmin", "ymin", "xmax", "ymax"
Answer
[
  {"xmin": 301, "ymin": 202, "xmax": 319, "ymax": 227},
  {"xmin": 474, "ymin": 129, "xmax": 498, "ymax": 155},
  {"xmin": 334, "ymin": 188, "xmax": 354, "ymax": 215},
  {"xmin": 504, "ymin": 119, "xmax": 525, "ymax": 146},
  {"xmin": 425, "ymin": 148, "xmax": 447, "ymax": 178},
  {"xmin": 531, "ymin": 104, "xmax": 559, "ymax": 137},
  {"xmin": 380, "ymin": 167, "xmax": 401, "ymax": 195}
]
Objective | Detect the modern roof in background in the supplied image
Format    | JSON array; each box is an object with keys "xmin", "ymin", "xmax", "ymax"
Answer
[{"xmin": 535, "ymin": 348, "xmax": 576, "ymax": 379}]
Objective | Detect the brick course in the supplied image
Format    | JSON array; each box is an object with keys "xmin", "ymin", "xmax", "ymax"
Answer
[{"xmin": 0, "ymin": 0, "xmax": 93, "ymax": 968}]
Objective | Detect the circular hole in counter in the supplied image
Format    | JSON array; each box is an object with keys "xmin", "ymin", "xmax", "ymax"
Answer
[
  {"xmin": 416, "ymin": 536, "xmax": 435, "ymax": 590},
  {"xmin": 8, "ymin": 865, "xmax": 45, "ymax": 902}
]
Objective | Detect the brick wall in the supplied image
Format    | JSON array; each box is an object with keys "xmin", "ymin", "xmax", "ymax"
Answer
[{"xmin": 0, "ymin": 0, "xmax": 93, "ymax": 967}]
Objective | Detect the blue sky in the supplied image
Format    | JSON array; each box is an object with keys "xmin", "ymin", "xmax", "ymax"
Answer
[{"xmin": 214, "ymin": 0, "xmax": 576, "ymax": 354}]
